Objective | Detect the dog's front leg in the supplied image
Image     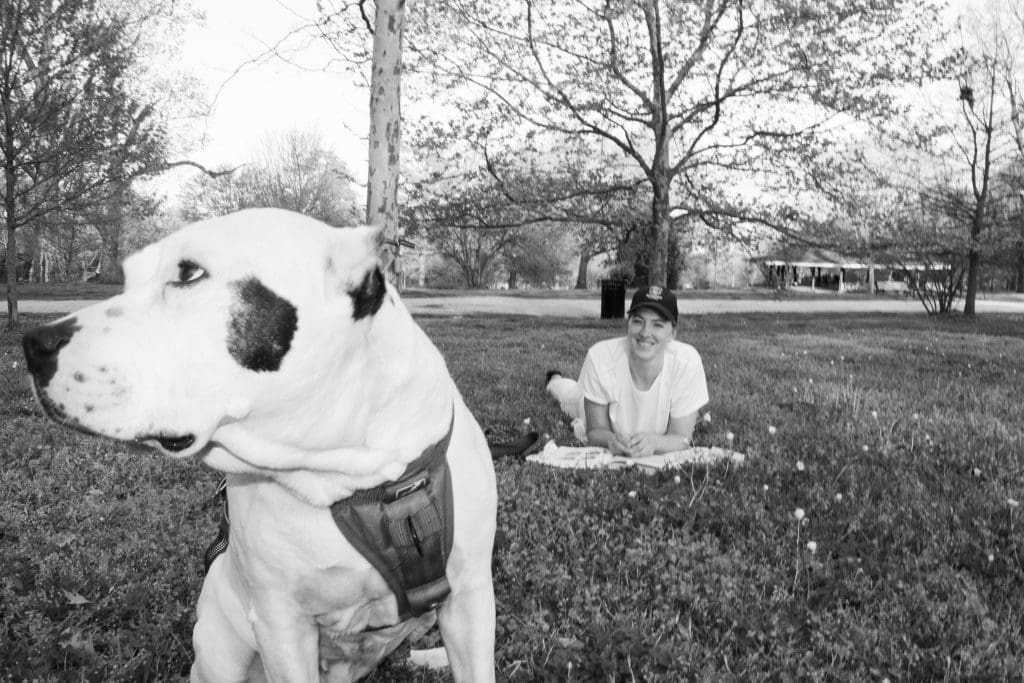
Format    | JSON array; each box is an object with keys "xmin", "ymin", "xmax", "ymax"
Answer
[
  {"xmin": 250, "ymin": 609, "xmax": 321, "ymax": 683},
  {"xmin": 191, "ymin": 560, "xmax": 259, "ymax": 683},
  {"xmin": 437, "ymin": 577, "xmax": 497, "ymax": 683}
]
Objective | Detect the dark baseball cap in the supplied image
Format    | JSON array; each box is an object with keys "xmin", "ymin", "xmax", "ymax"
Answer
[{"xmin": 627, "ymin": 286, "xmax": 678, "ymax": 324}]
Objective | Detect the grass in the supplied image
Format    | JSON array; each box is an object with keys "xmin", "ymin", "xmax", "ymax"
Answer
[
  {"xmin": 7, "ymin": 282, "xmax": 124, "ymax": 300},
  {"xmin": 2, "ymin": 311, "xmax": 1024, "ymax": 680}
]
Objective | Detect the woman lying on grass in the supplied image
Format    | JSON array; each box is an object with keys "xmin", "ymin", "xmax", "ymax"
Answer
[{"xmin": 547, "ymin": 286, "xmax": 708, "ymax": 458}]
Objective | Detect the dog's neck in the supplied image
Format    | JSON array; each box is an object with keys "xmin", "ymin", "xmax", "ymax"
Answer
[{"xmin": 205, "ymin": 290, "xmax": 456, "ymax": 506}]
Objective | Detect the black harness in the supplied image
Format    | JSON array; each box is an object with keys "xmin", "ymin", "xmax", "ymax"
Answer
[
  {"xmin": 203, "ymin": 419, "xmax": 455, "ymax": 621},
  {"xmin": 329, "ymin": 418, "xmax": 455, "ymax": 619}
]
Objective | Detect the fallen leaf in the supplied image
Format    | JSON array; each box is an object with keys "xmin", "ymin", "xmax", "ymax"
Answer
[{"xmin": 61, "ymin": 589, "xmax": 90, "ymax": 605}]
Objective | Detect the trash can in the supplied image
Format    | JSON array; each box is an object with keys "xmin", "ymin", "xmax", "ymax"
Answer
[{"xmin": 600, "ymin": 279, "xmax": 626, "ymax": 319}]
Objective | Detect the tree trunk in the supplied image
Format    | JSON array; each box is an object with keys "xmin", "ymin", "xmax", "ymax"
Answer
[
  {"xmin": 642, "ymin": 0, "xmax": 670, "ymax": 287},
  {"xmin": 63, "ymin": 223, "xmax": 77, "ymax": 280},
  {"xmin": 1016, "ymin": 245, "xmax": 1024, "ymax": 293},
  {"xmin": 963, "ymin": 209, "xmax": 985, "ymax": 316},
  {"xmin": 97, "ymin": 235, "xmax": 122, "ymax": 284},
  {"xmin": 575, "ymin": 250, "xmax": 590, "ymax": 289},
  {"xmin": 4, "ymin": 167, "xmax": 17, "ymax": 327},
  {"xmin": 507, "ymin": 268, "xmax": 518, "ymax": 290},
  {"xmin": 648, "ymin": 179, "xmax": 670, "ymax": 286},
  {"xmin": 366, "ymin": 0, "xmax": 406, "ymax": 286},
  {"xmin": 666, "ymin": 226, "xmax": 680, "ymax": 290},
  {"xmin": 28, "ymin": 223, "xmax": 42, "ymax": 282},
  {"xmin": 963, "ymin": 248, "xmax": 980, "ymax": 315},
  {"xmin": 95, "ymin": 182, "xmax": 126, "ymax": 284},
  {"xmin": 5, "ymin": 224, "xmax": 18, "ymax": 328}
]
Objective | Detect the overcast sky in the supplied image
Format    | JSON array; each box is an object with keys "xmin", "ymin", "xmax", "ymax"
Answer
[{"xmin": 174, "ymin": 0, "xmax": 369, "ymax": 181}]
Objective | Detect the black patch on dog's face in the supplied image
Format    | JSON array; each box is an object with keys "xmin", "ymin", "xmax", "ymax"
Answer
[
  {"xmin": 349, "ymin": 267, "xmax": 385, "ymax": 320},
  {"xmin": 227, "ymin": 277, "xmax": 298, "ymax": 372}
]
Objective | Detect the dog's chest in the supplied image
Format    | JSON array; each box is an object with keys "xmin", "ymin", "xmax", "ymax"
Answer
[{"xmin": 229, "ymin": 487, "xmax": 400, "ymax": 623}]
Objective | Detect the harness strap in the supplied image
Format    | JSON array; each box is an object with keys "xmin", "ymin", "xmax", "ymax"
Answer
[{"xmin": 330, "ymin": 414, "xmax": 456, "ymax": 619}]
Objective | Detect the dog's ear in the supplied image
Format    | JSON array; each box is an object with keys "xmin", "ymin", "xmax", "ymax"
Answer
[{"xmin": 324, "ymin": 225, "xmax": 387, "ymax": 319}]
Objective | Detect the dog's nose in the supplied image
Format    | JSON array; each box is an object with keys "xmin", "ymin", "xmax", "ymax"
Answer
[{"xmin": 22, "ymin": 318, "xmax": 80, "ymax": 387}]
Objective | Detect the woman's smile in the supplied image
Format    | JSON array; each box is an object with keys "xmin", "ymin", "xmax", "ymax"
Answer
[{"xmin": 627, "ymin": 309, "xmax": 673, "ymax": 360}]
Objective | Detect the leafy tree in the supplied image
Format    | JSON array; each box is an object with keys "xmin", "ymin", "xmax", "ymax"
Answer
[
  {"xmin": 403, "ymin": 125, "xmax": 652, "ymax": 288},
  {"xmin": 403, "ymin": 167, "xmax": 522, "ymax": 287},
  {"xmin": 499, "ymin": 225, "xmax": 573, "ymax": 288},
  {"xmin": 1, "ymin": 0, "xmax": 152, "ymax": 325},
  {"xmin": 402, "ymin": 0, "xmax": 949, "ymax": 287},
  {"xmin": 181, "ymin": 129, "xmax": 361, "ymax": 226},
  {"xmin": 0, "ymin": 0, "xmax": 206, "ymax": 324}
]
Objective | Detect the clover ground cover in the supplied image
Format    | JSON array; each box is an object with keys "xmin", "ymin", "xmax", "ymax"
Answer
[{"xmin": 1, "ymin": 312, "xmax": 1022, "ymax": 680}]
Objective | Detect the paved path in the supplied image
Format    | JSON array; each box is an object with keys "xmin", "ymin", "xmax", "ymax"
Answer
[{"xmin": 13, "ymin": 295, "xmax": 1024, "ymax": 317}]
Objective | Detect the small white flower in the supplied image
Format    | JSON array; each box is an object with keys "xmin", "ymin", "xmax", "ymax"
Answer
[
  {"xmin": 627, "ymin": 490, "xmax": 637, "ymax": 498},
  {"xmin": 871, "ymin": 410, "xmax": 878, "ymax": 419},
  {"xmin": 673, "ymin": 475, "xmax": 681, "ymax": 484},
  {"xmin": 794, "ymin": 508, "xmax": 805, "ymax": 521},
  {"xmin": 987, "ymin": 553, "xmax": 995, "ymax": 563},
  {"xmin": 522, "ymin": 417, "xmax": 531, "ymax": 425},
  {"xmin": 972, "ymin": 467, "xmax": 982, "ymax": 477},
  {"xmin": 830, "ymin": 360, "xmax": 834, "ymax": 366},
  {"xmin": 11, "ymin": 361, "xmax": 16, "ymax": 369},
  {"xmin": 1008, "ymin": 498, "xmax": 1019, "ymax": 508},
  {"xmin": 795, "ymin": 460, "xmax": 805, "ymax": 472},
  {"xmin": 768, "ymin": 425, "xmax": 777, "ymax": 435},
  {"xmin": 806, "ymin": 541, "xmax": 817, "ymax": 554},
  {"xmin": 762, "ymin": 484, "xmax": 769, "ymax": 493},
  {"xmin": 703, "ymin": 412, "xmax": 712, "ymax": 423},
  {"xmin": 808, "ymin": 378, "xmax": 813, "ymax": 384},
  {"xmin": 861, "ymin": 445, "xmax": 869, "ymax": 452},
  {"xmin": 835, "ymin": 493, "xmax": 843, "ymax": 503},
  {"xmin": 726, "ymin": 431, "xmax": 734, "ymax": 442},
  {"xmin": 912, "ymin": 413, "xmax": 920, "ymax": 420}
]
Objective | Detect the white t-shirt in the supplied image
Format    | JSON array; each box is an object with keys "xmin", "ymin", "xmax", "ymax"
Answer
[{"xmin": 578, "ymin": 338, "xmax": 708, "ymax": 436}]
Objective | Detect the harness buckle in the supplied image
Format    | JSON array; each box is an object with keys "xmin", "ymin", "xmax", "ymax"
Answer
[{"xmin": 389, "ymin": 477, "xmax": 428, "ymax": 501}]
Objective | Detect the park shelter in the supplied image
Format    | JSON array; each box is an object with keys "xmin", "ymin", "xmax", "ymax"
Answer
[{"xmin": 753, "ymin": 247, "xmax": 908, "ymax": 293}]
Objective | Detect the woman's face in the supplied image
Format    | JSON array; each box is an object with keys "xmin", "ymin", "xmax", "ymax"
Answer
[{"xmin": 626, "ymin": 308, "xmax": 674, "ymax": 361}]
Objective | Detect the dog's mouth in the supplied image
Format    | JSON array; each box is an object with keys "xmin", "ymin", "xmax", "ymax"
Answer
[
  {"xmin": 31, "ymin": 378, "xmax": 203, "ymax": 456},
  {"xmin": 137, "ymin": 433, "xmax": 197, "ymax": 453}
]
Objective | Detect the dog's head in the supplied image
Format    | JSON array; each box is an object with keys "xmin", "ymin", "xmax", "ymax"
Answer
[{"xmin": 22, "ymin": 208, "xmax": 388, "ymax": 458}]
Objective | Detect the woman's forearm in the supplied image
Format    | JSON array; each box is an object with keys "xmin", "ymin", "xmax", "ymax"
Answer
[
  {"xmin": 650, "ymin": 433, "xmax": 691, "ymax": 453},
  {"xmin": 586, "ymin": 428, "xmax": 619, "ymax": 450}
]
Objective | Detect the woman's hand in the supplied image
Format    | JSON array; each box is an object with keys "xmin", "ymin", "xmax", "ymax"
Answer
[
  {"xmin": 624, "ymin": 433, "xmax": 657, "ymax": 458},
  {"xmin": 607, "ymin": 432, "xmax": 635, "ymax": 457}
]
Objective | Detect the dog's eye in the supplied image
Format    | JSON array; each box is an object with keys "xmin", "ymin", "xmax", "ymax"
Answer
[{"xmin": 175, "ymin": 260, "xmax": 207, "ymax": 285}]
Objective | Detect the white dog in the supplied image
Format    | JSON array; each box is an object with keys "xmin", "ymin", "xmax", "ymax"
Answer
[{"xmin": 22, "ymin": 209, "xmax": 497, "ymax": 682}]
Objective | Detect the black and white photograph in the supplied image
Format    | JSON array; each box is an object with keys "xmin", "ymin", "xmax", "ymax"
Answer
[{"xmin": 2, "ymin": 0, "xmax": 1023, "ymax": 680}]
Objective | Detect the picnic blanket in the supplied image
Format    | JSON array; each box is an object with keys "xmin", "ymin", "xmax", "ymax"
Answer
[{"xmin": 526, "ymin": 440, "xmax": 745, "ymax": 472}]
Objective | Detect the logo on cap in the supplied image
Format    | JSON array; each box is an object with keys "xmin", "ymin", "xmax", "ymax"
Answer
[{"xmin": 647, "ymin": 286, "xmax": 663, "ymax": 300}]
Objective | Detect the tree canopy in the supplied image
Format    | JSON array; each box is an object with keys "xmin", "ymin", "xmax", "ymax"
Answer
[
  {"xmin": 397, "ymin": 0, "xmax": 951, "ymax": 286},
  {"xmin": 1, "ymin": 0, "xmax": 200, "ymax": 325}
]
